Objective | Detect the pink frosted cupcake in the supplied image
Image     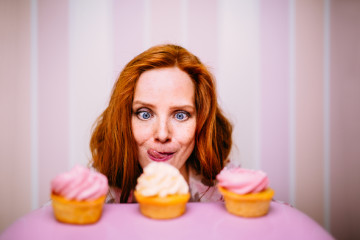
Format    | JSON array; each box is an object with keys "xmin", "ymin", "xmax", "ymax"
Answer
[
  {"xmin": 51, "ymin": 165, "xmax": 108, "ymax": 224},
  {"xmin": 217, "ymin": 167, "xmax": 274, "ymax": 217}
]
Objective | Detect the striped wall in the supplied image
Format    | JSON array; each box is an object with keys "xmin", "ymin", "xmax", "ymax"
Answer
[
  {"xmin": 330, "ymin": 1, "xmax": 360, "ymax": 239},
  {"xmin": 1, "ymin": 1, "xmax": 359, "ymax": 239},
  {"xmin": 295, "ymin": 0, "xmax": 325, "ymax": 226},
  {"xmin": 0, "ymin": 0, "xmax": 32, "ymax": 234}
]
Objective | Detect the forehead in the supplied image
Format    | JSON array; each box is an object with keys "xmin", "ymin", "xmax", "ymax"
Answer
[{"xmin": 133, "ymin": 67, "xmax": 195, "ymax": 105}]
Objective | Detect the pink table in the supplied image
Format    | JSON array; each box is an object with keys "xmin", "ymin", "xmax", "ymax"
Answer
[{"xmin": 0, "ymin": 202, "xmax": 333, "ymax": 240}]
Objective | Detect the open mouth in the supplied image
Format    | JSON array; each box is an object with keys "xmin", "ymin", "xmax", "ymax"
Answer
[{"xmin": 147, "ymin": 149, "xmax": 175, "ymax": 162}]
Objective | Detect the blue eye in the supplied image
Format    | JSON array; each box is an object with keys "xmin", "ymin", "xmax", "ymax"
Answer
[
  {"xmin": 138, "ymin": 111, "xmax": 152, "ymax": 120},
  {"xmin": 175, "ymin": 112, "xmax": 189, "ymax": 121}
]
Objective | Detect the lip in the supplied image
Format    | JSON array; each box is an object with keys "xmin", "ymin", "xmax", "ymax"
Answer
[{"xmin": 147, "ymin": 149, "xmax": 175, "ymax": 162}]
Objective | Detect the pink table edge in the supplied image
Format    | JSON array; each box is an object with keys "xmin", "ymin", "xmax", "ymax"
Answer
[{"xmin": 0, "ymin": 201, "xmax": 334, "ymax": 240}]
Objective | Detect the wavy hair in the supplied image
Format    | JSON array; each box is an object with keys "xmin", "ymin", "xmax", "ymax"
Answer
[{"xmin": 90, "ymin": 44, "xmax": 232, "ymax": 202}]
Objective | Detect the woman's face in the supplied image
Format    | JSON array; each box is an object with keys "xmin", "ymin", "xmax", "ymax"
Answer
[{"xmin": 131, "ymin": 67, "xmax": 196, "ymax": 179}]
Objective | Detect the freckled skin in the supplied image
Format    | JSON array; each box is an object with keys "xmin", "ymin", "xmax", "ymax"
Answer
[{"xmin": 131, "ymin": 67, "xmax": 196, "ymax": 180}]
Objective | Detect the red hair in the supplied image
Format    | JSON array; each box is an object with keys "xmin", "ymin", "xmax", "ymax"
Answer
[{"xmin": 90, "ymin": 44, "xmax": 232, "ymax": 202}]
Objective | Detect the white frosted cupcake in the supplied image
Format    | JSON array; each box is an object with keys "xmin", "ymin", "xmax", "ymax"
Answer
[{"xmin": 134, "ymin": 162, "xmax": 190, "ymax": 219}]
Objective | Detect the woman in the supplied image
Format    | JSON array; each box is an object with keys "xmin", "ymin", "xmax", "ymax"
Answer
[{"xmin": 90, "ymin": 44, "xmax": 232, "ymax": 203}]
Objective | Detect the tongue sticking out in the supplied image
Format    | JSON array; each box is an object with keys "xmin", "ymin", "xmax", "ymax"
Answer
[{"xmin": 148, "ymin": 149, "xmax": 170, "ymax": 160}]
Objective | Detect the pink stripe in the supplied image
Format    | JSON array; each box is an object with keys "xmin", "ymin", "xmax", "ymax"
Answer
[
  {"xmin": 113, "ymin": 0, "xmax": 144, "ymax": 74},
  {"xmin": 38, "ymin": 0, "xmax": 69, "ymax": 205},
  {"xmin": 330, "ymin": 1, "xmax": 360, "ymax": 239},
  {"xmin": 259, "ymin": 0, "xmax": 290, "ymax": 203},
  {"xmin": 187, "ymin": 0, "xmax": 218, "ymax": 74},
  {"xmin": 0, "ymin": 0, "xmax": 32, "ymax": 231},
  {"xmin": 295, "ymin": 0, "xmax": 324, "ymax": 225},
  {"xmin": 150, "ymin": 0, "xmax": 182, "ymax": 45}
]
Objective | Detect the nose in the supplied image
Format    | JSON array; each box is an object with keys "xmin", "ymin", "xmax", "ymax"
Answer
[{"xmin": 154, "ymin": 117, "xmax": 171, "ymax": 143}]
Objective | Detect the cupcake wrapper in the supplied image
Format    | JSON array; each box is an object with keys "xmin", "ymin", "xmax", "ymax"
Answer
[
  {"xmin": 218, "ymin": 186, "xmax": 274, "ymax": 217},
  {"xmin": 51, "ymin": 194, "xmax": 105, "ymax": 224},
  {"xmin": 134, "ymin": 191, "xmax": 190, "ymax": 219}
]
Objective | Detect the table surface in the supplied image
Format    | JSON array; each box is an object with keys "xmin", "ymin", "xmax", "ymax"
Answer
[{"xmin": 0, "ymin": 201, "xmax": 334, "ymax": 240}]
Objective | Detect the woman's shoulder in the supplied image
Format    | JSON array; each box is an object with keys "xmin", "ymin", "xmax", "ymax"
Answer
[
  {"xmin": 106, "ymin": 186, "xmax": 135, "ymax": 203},
  {"xmin": 106, "ymin": 186, "xmax": 121, "ymax": 203},
  {"xmin": 188, "ymin": 168, "xmax": 223, "ymax": 202}
]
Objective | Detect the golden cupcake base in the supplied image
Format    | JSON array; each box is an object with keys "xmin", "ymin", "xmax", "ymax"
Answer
[
  {"xmin": 134, "ymin": 191, "xmax": 190, "ymax": 219},
  {"xmin": 51, "ymin": 194, "xmax": 105, "ymax": 224},
  {"xmin": 218, "ymin": 186, "xmax": 274, "ymax": 217}
]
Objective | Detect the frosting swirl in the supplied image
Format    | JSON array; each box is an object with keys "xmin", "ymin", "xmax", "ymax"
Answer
[
  {"xmin": 136, "ymin": 162, "xmax": 189, "ymax": 197},
  {"xmin": 51, "ymin": 165, "xmax": 108, "ymax": 201},
  {"xmin": 217, "ymin": 167, "xmax": 269, "ymax": 194}
]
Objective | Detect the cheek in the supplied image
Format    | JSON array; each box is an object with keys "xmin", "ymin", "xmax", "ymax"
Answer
[
  {"xmin": 131, "ymin": 118, "xmax": 150, "ymax": 145},
  {"xmin": 175, "ymin": 121, "xmax": 196, "ymax": 145}
]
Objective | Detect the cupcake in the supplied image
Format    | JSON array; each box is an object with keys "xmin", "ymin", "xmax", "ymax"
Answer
[
  {"xmin": 134, "ymin": 162, "xmax": 190, "ymax": 219},
  {"xmin": 217, "ymin": 167, "xmax": 274, "ymax": 217},
  {"xmin": 51, "ymin": 165, "xmax": 108, "ymax": 224}
]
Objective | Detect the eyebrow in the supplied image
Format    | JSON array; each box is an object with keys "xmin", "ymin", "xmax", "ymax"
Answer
[{"xmin": 132, "ymin": 100, "xmax": 195, "ymax": 111}]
